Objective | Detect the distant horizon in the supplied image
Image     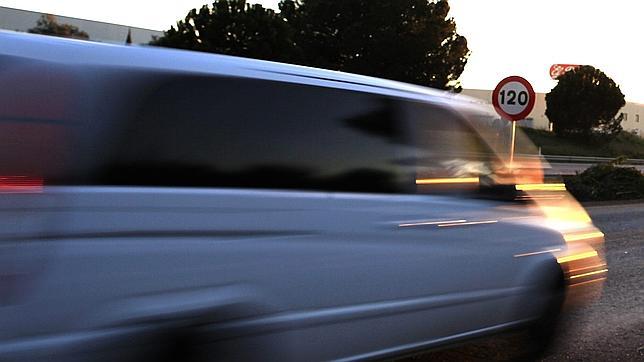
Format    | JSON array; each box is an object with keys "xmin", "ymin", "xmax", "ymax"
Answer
[{"xmin": 1, "ymin": 0, "xmax": 641, "ymax": 104}]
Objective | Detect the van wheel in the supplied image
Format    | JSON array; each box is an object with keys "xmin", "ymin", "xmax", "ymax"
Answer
[
  {"xmin": 155, "ymin": 327, "xmax": 203, "ymax": 362},
  {"xmin": 524, "ymin": 263, "xmax": 566, "ymax": 358},
  {"xmin": 155, "ymin": 324, "xmax": 283, "ymax": 362}
]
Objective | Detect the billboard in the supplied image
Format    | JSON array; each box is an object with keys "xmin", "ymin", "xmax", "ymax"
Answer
[{"xmin": 549, "ymin": 64, "xmax": 581, "ymax": 80}]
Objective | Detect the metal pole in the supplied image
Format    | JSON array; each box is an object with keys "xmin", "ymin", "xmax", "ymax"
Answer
[{"xmin": 510, "ymin": 121, "xmax": 517, "ymax": 166}]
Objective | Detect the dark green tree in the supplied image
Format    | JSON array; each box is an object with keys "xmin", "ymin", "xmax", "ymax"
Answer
[
  {"xmin": 151, "ymin": 0, "xmax": 301, "ymax": 63},
  {"xmin": 279, "ymin": 0, "xmax": 469, "ymax": 91},
  {"xmin": 28, "ymin": 14, "xmax": 90, "ymax": 40},
  {"xmin": 546, "ymin": 66, "xmax": 625, "ymax": 137},
  {"xmin": 152, "ymin": 0, "xmax": 469, "ymax": 91}
]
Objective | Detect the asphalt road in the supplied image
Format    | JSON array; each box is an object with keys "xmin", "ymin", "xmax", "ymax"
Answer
[
  {"xmin": 542, "ymin": 203, "xmax": 644, "ymax": 361},
  {"xmin": 399, "ymin": 202, "xmax": 644, "ymax": 361}
]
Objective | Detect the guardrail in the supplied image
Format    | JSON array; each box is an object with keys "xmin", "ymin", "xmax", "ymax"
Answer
[
  {"xmin": 418, "ymin": 151, "xmax": 644, "ymax": 165},
  {"xmin": 516, "ymin": 154, "xmax": 644, "ymax": 165}
]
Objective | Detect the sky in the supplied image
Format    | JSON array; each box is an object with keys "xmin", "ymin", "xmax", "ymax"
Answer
[{"xmin": 1, "ymin": 0, "xmax": 641, "ymax": 103}]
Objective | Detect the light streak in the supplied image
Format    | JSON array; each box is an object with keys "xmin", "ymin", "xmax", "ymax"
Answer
[
  {"xmin": 513, "ymin": 248, "xmax": 562, "ymax": 258},
  {"xmin": 515, "ymin": 183, "xmax": 566, "ymax": 191},
  {"xmin": 416, "ymin": 177, "xmax": 479, "ymax": 185},
  {"xmin": 563, "ymin": 231, "xmax": 605, "ymax": 242},
  {"xmin": 567, "ymin": 264, "xmax": 607, "ymax": 274},
  {"xmin": 399, "ymin": 220, "xmax": 467, "ymax": 227},
  {"xmin": 437, "ymin": 220, "xmax": 498, "ymax": 227},
  {"xmin": 557, "ymin": 250, "xmax": 599, "ymax": 264},
  {"xmin": 569, "ymin": 269, "xmax": 608, "ymax": 279},
  {"xmin": 514, "ymin": 184, "xmax": 566, "ymax": 191},
  {"xmin": 569, "ymin": 277, "xmax": 606, "ymax": 287}
]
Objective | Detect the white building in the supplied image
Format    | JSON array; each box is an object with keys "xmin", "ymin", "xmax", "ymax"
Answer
[
  {"xmin": 463, "ymin": 88, "xmax": 644, "ymax": 137},
  {"xmin": 619, "ymin": 102, "xmax": 644, "ymax": 136},
  {"xmin": 0, "ymin": 6, "xmax": 162, "ymax": 45}
]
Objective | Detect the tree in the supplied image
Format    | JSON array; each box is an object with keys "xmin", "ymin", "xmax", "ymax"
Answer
[
  {"xmin": 152, "ymin": 0, "xmax": 469, "ymax": 91},
  {"xmin": 280, "ymin": 0, "xmax": 469, "ymax": 91},
  {"xmin": 546, "ymin": 66, "xmax": 625, "ymax": 137},
  {"xmin": 150, "ymin": 0, "xmax": 301, "ymax": 63},
  {"xmin": 28, "ymin": 14, "xmax": 90, "ymax": 40}
]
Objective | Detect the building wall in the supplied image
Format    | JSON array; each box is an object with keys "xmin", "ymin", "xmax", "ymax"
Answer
[
  {"xmin": 0, "ymin": 6, "xmax": 162, "ymax": 45},
  {"xmin": 620, "ymin": 103, "xmax": 644, "ymax": 137},
  {"xmin": 462, "ymin": 88, "xmax": 644, "ymax": 136}
]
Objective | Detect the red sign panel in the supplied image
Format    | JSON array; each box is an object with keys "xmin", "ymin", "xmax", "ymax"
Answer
[{"xmin": 549, "ymin": 64, "xmax": 581, "ymax": 80}]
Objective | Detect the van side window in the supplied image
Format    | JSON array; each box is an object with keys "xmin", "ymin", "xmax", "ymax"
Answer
[
  {"xmin": 403, "ymin": 101, "xmax": 495, "ymax": 193},
  {"xmin": 98, "ymin": 76, "xmax": 411, "ymax": 193}
]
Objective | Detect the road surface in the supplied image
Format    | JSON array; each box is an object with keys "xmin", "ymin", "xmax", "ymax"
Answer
[{"xmin": 400, "ymin": 202, "xmax": 644, "ymax": 361}]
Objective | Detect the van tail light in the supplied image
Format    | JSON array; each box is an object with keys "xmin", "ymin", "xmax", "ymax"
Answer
[{"xmin": 0, "ymin": 176, "xmax": 44, "ymax": 193}]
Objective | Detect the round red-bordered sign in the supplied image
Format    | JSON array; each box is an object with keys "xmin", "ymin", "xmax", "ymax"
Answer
[{"xmin": 492, "ymin": 76, "xmax": 536, "ymax": 121}]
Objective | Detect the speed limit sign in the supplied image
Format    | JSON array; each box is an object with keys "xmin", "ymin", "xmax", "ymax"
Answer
[
  {"xmin": 492, "ymin": 76, "xmax": 535, "ymax": 121},
  {"xmin": 492, "ymin": 76, "xmax": 535, "ymax": 165}
]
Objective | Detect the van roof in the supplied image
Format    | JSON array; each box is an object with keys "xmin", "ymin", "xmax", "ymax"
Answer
[{"xmin": 0, "ymin": 30, "xmax": 483, "ymax": 108}]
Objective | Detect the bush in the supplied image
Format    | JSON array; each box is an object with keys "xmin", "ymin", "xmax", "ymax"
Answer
[{"xmin": 564, "ymin": 163, "xmax": 644, "ymax": 201}]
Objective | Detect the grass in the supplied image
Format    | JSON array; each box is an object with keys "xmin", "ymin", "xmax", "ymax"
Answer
[{"xmin": 519, "ymin": 128, "xmax": 644, "ymax": 159}]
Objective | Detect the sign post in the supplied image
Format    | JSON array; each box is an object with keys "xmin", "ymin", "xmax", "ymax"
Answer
[
  {"xmin": 492, "ymin": 76, "xmax": 536, "ymax": 166},
  {"xmin": 510, "ymin": 120, "xmax": 517, "ymax": 164}
]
